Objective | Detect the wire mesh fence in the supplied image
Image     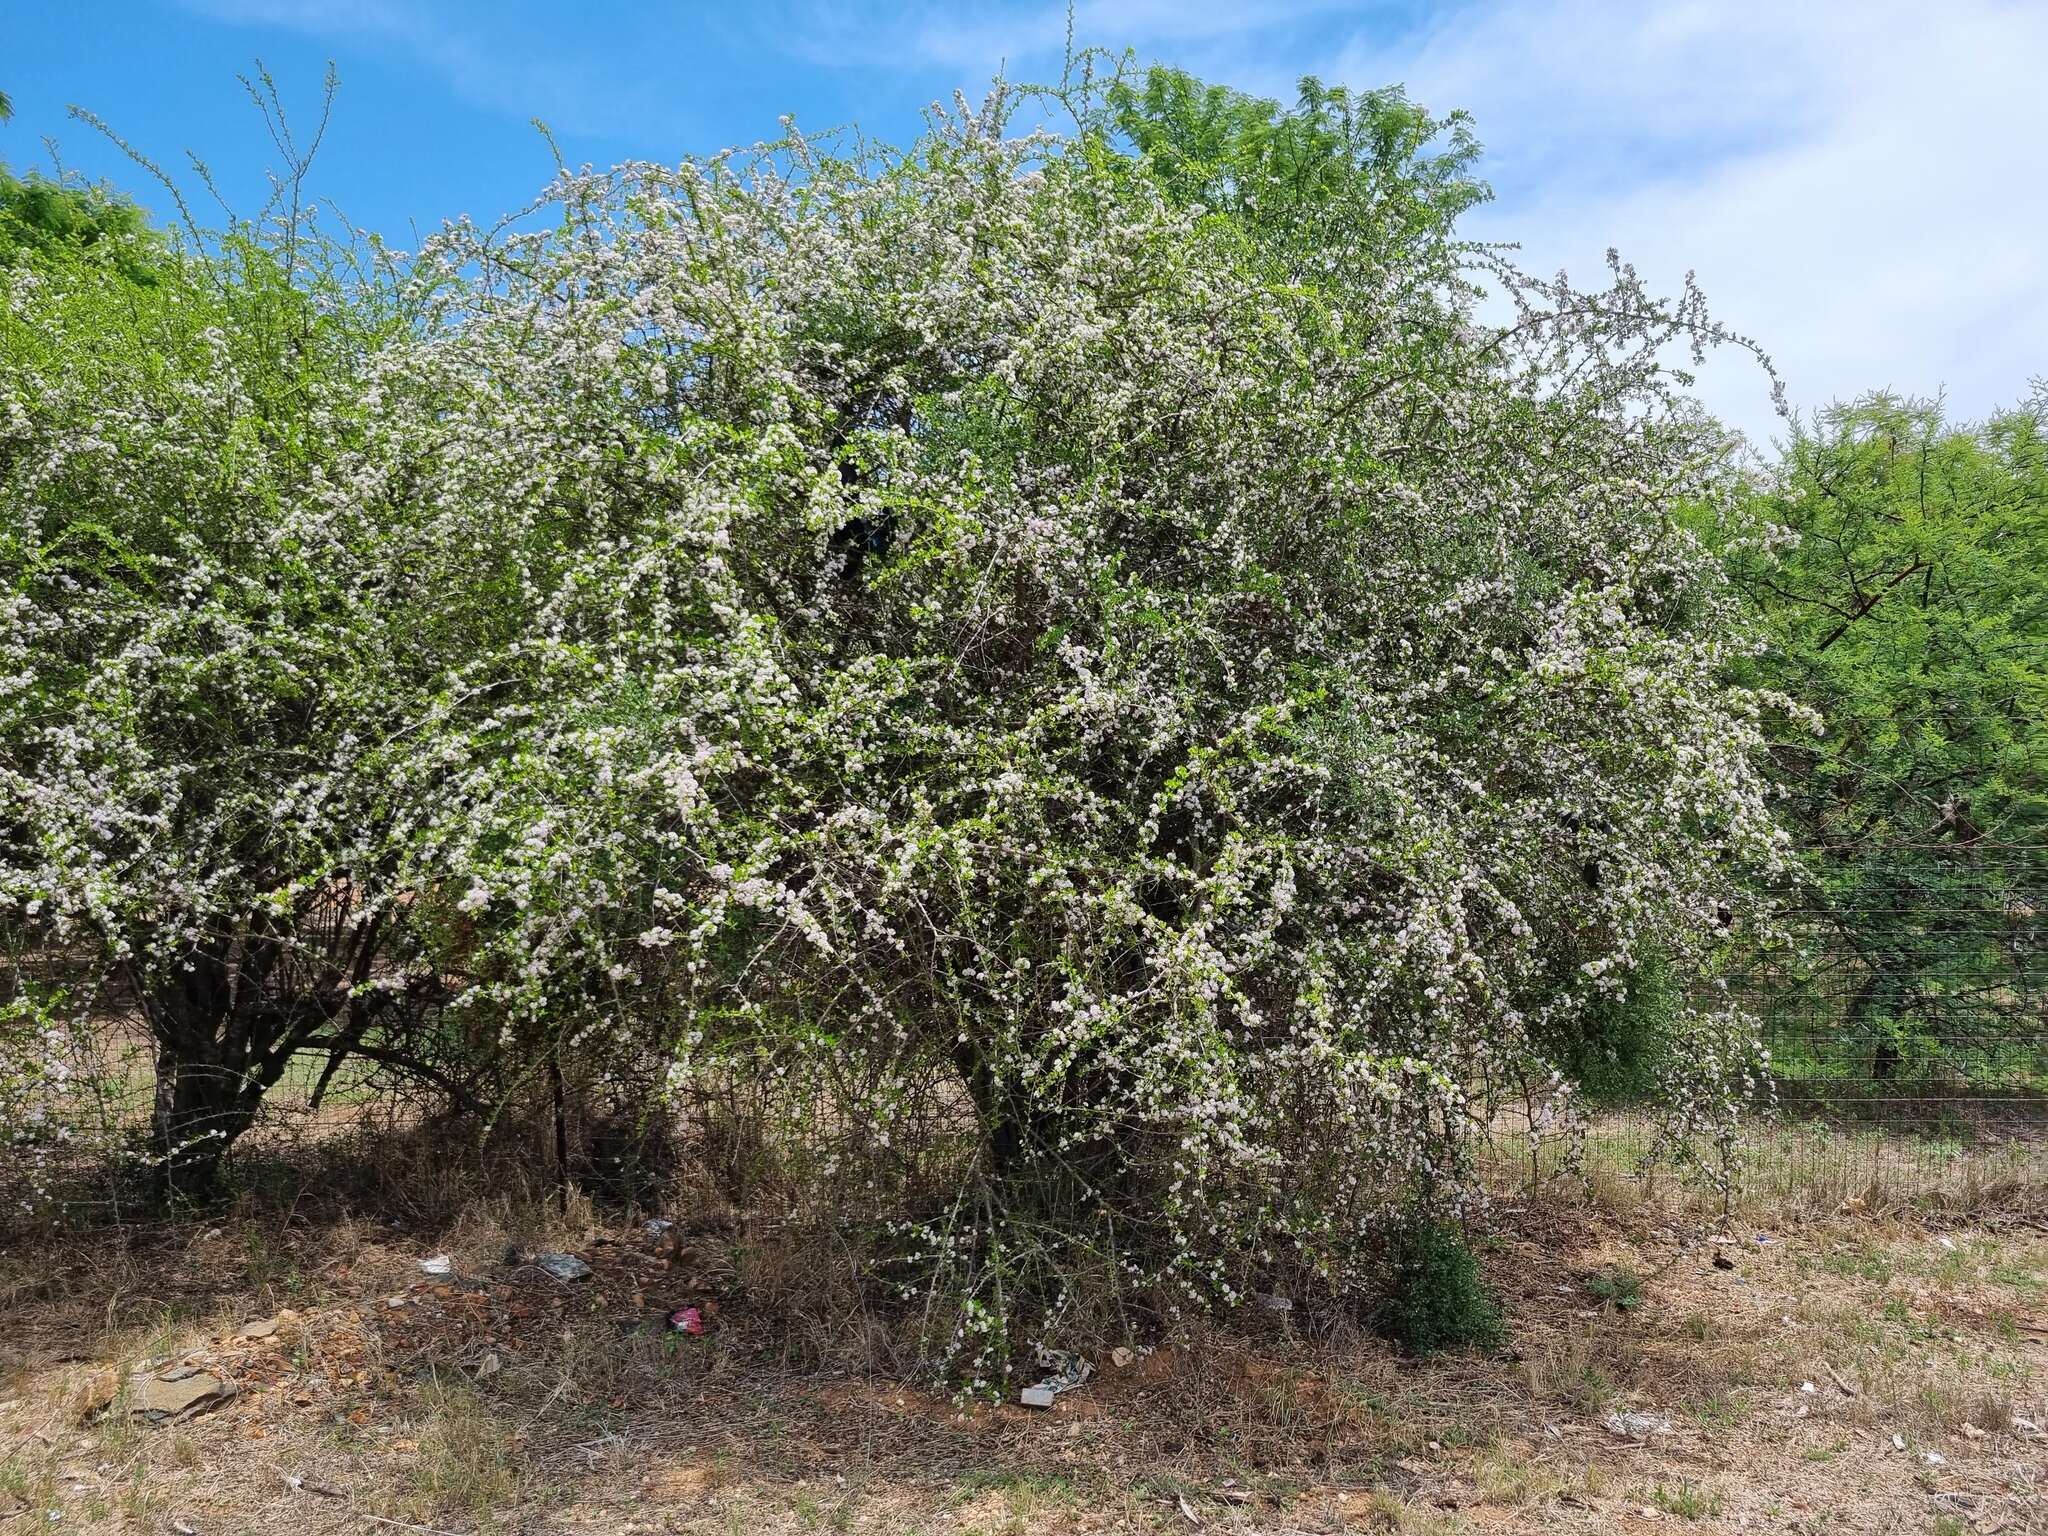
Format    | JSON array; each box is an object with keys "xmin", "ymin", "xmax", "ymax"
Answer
[
  {"xmin": 10, "ymin": 856, "xmax": 2045, "ymax": 1233},
  {"xmin": 1488, "ymin": 851, "xmax": 2048, "ymax": 1207}
]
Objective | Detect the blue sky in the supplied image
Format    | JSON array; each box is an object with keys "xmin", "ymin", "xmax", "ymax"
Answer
[{"xmin": 7, "ymin": 1, "xmax": 2045, "ymax": 445}]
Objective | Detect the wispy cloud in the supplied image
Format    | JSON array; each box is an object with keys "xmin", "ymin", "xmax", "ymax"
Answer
[
  {"xmin": 173, "ymin": 0, "xmax": 680, "ymax": 139},
  {"xmin": 755, "ymin": 0, "xmax": 1366, "ymax": 77}
]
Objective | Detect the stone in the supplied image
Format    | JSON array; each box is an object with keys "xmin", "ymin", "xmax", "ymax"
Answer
[
  {"xmin": 68, "ymin": 1368, "xmax": 120, "ymax": 1425},
  {"xmin": 127, "ymin": 1369, "xmax": 230, "ymax": 1420}
]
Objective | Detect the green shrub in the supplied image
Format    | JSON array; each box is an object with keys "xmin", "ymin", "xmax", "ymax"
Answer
[
  {"xmin": 1541, "ymin": 948, "xmax": 1681, "ymax": 1109},
  {"xmin": 1373, "ymin": 1222, "xmax": 1505, "ymax": 1355},
  {"xmin": 1585, "ymin": 1265, "xmax": 1645, "ymax": 1312}
]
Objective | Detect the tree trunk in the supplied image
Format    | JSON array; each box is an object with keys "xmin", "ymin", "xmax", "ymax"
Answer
[{"xmin": 149, "ymin": 1040, "xmax": 261, "ymax": 1203}]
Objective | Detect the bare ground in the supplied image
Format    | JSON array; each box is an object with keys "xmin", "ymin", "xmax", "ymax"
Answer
[{"xmin": 3, "ymin": 1192, "xmax": 2045, "ymax": 1535}]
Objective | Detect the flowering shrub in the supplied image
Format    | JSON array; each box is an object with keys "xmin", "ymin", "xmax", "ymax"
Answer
[
  {"xmin": 5, "ymin": 75, "xmax": 1790, "ymax": 1362},
  {"xmin": 371, "ymin": 86, "xmax": 1791, "ymax": 1366},
  {"xmin": 0, "ymin": 216, "xmax": 513, "ymax": 1199}
]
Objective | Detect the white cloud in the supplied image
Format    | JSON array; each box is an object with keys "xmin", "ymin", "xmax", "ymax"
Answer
[{"xmin": 1346, "ymin": 0, "xmax": 2048, "ymax": 443}]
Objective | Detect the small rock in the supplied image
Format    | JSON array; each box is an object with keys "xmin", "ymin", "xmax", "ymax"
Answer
[
  {"xmin": 1020, "ymin": 1385, "xmax": 1057, "ymax": 1409},
  {"xmin": 1257, "ymin": 1294, "xmax": 1293, "ymax": 1312},
  {"xmin": 67, "ymin": 1369, "xmax": 120, "ymax": 1425},
  {"xmin": 475, "ymin": 1353, "xmax": 501, "ymax": 1379},
  {"xmin": 1892, "ymin": 1433, "xmax": 1907, "ymax": 1451},
  {"xmin": 418, "ymin": 1255, "xmax": 453, "ymax": 1277},
  {"xmin": 127, "ymin": 1369, "xmax": 229, "ymax": 1421},
  {"xmin": 1110, "ymin": 1346, "xmax": 1135, "ymax": 1368},
  {"xmin": 238, "ymin": 1318, "xmax": 279, "ymax": 1341}
]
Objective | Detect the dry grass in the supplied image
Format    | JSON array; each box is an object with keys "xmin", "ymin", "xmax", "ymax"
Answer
[{"xmin": 2, "ymin": 1165, "xmax": 2045, "ymax": 1535}]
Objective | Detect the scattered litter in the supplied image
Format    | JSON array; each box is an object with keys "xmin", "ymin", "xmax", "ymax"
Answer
[
  {"xmin": 1936, "ymin": 1236, "xmax": 1956, "ymax": 1252},
  {"xmin": 1921, "ymin": 1449, "xmax": 1946, "ymax": 1467},
  {"xmin": 418, "ymin": 1254, "xmax": 453, "ymax": 1277},
  {"xmin": 669, "ymin": 1306, "xmax": 706, "ymax": 1336},
  {"xmin": 1754, "ymin": 1233, "xmax": 1773, "ymax": 1246},
  {"xmin": 475, "ymin": 1352, "xmax": 501, "ymax": 1379},
  {"xmin": 1892, "ymin": 1433, "xmax": 1907, "ymax": 1451},
  {"xmin": 644, "ymin": 1218, "xmax": 675, "ymax": 1239},
  {"xmin": 1175, "ymin": 1492, "xmax": 1202, "ymax": 1526},
  {"xmin": 534, "ymin": 1253, "xmax": 592, "ymax": 1283},
  {"xmin": 1603, "ymin": 1410, "xmax": 1672, "ymax": 1439},
  {"xmin": 1799, "ymin": 1381, "xmax": 1817, "ymax": 1395},
  {"xmin": 1111, "ymin": 1346, "xmax": 1134, "ymax": 1368},
  {"xmin": 1020, "ymin": 1347, "xmax": 1092, "ymax": 1408},
  {"xmin": 2012, "ymin": 1415, "xmax": 2040, "ymax": 1435}
]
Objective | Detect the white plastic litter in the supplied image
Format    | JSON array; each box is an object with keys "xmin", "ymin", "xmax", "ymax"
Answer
[{"xmin": 1603, "ymin": 1410, "xmax": 1673, "ymax": 1438}]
